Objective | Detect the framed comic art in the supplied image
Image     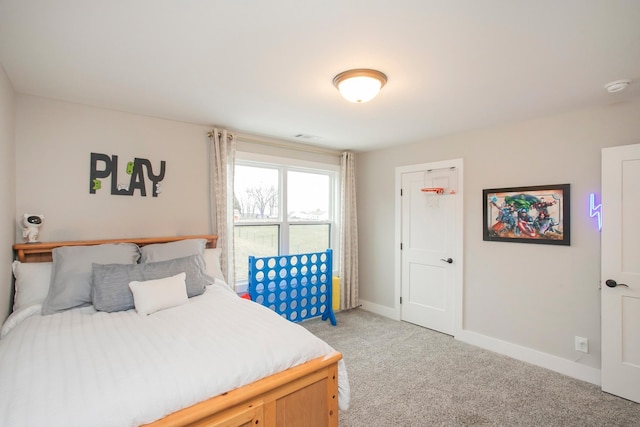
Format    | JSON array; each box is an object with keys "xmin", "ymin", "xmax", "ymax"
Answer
[{"xmin": 483, "ymin": 184, "xmax": 570, "ymax": 245}]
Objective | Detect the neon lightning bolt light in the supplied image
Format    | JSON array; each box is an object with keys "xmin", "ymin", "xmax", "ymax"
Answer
[{"xmin": 589, "ymin": 193, "xmax": 602, "ymax": 231}]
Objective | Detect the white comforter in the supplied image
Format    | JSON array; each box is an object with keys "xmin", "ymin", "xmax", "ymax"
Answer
[{"xmin": 0, "ymin": 282, "xmax": 349, "ymax": 426}]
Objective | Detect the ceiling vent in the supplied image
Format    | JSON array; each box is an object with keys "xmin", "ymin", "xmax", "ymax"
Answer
[
  {"xmin": 294, "ymin": 134, "xmax": 320, "ymax": 140},
  {"xmin": 605, "ymin": 79, "xmax": 631, "ymax": 93}
]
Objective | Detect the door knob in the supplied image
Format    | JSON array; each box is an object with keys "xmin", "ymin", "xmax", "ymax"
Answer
[
  {"xmin": 440, "ymin": 258, "xmax": 453, "ymax": 264},
  {"xmin": 605, "ymin": 279, "xmax": 628, "ymax": 288}
]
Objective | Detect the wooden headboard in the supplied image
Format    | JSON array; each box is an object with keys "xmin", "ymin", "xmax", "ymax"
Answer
[{"xmin": 13, "ymin": 235, "xmax": 218, "ymax": 263}]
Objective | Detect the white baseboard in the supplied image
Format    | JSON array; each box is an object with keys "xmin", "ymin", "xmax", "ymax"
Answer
[
  {"xmin": 356, "ymin": 302, "xmax": 601, "ymax": 386},
  {"xmin": 358, "ymin": 299, "xmax": 400, "ymax": 320},
  {"xmin": 456, "ymin": 330, "xmax": 601, "ymax": 386}
]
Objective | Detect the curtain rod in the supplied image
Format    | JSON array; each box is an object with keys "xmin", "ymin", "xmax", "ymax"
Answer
[
  {"xmin": 207, "ymin": 130, "xmax": 234, "ymax": 140},
  {"xmin": 208, "ymin": 129, "xmax": 343, "ymax": 157},
  {"xmin": 239, "ymin": 135, "xmax": 342, "ymax": 156}
]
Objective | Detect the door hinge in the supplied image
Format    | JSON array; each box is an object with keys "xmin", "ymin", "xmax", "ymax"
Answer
[
  {"xmin": 400, "ymin": 188, "xmax": 403, "ymax": 196},
  {"xmin": 400, "ymin": 296, "xmax": 403, "ymax": 304},
  {"xmin": 400, "ymin": 243, "xmax": 403, "ymax": 250}
]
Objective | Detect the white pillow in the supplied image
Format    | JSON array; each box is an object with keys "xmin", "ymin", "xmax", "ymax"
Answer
[
  {"xmin": 203, "ymin": 248, "xmax": 225, "ymax": 282},
  {"xmin": 128, "ymin": 272, "xmax": 188, "ymax": 316},
  {"xmin": 11, "ymin": 261, "xmax": 52, "ymax": 312}
]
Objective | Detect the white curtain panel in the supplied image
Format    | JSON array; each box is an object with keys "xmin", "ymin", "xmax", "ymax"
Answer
[
  {"xmin": 209, "ymin": 128, "xmax": 236, "ymax": 287},
  {"xmin": 340, "ymin": 151, "xmax": 359, "ymax": 309}
]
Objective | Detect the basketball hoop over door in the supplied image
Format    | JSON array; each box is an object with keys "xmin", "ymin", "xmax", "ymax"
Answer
[
  {"xmin": 420, "ymin": 167, "xmax": 458, "ymax": 208},
  {"xmin": 421, "ymin": 187, "xmax": 444, "ymax": 207}
]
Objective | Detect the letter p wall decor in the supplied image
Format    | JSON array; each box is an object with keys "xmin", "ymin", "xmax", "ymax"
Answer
[{"xmin": 90, "ymin": 152, "xmax": 166, "ymax": 197}]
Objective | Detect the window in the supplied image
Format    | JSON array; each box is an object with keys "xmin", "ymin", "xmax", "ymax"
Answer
[{"xmin": 234, "ymin": 154, "xmax": 339, "ymax": 283}]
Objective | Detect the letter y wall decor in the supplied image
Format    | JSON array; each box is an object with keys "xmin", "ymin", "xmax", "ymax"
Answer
[{"xmin": 89, "ymin": 152, "xmax": 166, "ymax": 197}]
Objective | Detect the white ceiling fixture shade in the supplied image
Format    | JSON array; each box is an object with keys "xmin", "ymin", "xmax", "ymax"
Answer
[{"xmin": 333, "ymin": 69, "xmax": 388, "ymax": 103}]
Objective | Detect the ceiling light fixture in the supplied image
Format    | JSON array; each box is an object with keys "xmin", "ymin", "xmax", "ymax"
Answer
[
  {"xmin": 333, "ymin": 69, "xmax": 387, "ymax": 103},
  {"xmin": 604, "ymin": 79, "xmax": 631, "ymax": 93}
]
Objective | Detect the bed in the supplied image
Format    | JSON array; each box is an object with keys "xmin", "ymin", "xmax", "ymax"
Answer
[{"xmin": 2, "ymin": 235, "xmax": 349, "ymax": 426}]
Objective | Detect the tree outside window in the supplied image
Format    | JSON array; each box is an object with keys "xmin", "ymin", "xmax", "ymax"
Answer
[{"xmin": 234, "ymin": 161, "xmax": 336, "ymax": 282}]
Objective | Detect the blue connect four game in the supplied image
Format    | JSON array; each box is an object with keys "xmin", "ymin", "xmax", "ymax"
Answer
[{"xmin": 248, "ymin": 249, "xmax": 337, "ymax": 326}]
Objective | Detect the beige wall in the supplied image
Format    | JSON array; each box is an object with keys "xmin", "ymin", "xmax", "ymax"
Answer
[
  {"xmin": 236, "ymin": 138, "xmax": 340, "ymax": 166},
  {"xmin": 0, "ymin": 66, "xmax": 16, "ymax": 320},
  {"xmin": 15, "ymin": 95, "xmax": 213, "ymax": 242},
  {"xmin": 8, "ymin": 96, "xmax": 342, "ymax": 324},
  {"xmin": 9, "ymin": 88, "xmax": 640, "ymax": 377},
  {"xmin": 357, "ymin": 98, "xmax": 640, "ymax": 373}
]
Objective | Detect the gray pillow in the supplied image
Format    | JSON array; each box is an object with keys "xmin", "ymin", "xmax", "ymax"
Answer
[
  {"xmin": 42, "ymin": 243, "xmax": 140, "ymax": 315},
  {"xmin": 91, "ymin": 263, "xmax": 144, "ymax": 312},
  {"xmin": 92, "ymin": 254, "xmax": 212, "ymax": 312},
  {"xmin": 139, "ymin": 239, "xmax": 207, "ymax": 263}
]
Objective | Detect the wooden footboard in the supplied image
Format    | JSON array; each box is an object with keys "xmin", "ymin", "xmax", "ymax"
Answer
[{"xmin": 145, "ymin": 351, "xmax": 342, "ymax": 427}]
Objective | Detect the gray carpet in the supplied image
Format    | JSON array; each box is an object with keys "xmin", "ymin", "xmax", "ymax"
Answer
[{"xmin": 303, "ymin": 309, "xmax": 640, "ymax": 427}]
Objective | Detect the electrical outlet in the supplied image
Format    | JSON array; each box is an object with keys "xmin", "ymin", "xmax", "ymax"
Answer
[{"xmin": 575, "ymin": 336, "xmax": 589, "ymax": 353}]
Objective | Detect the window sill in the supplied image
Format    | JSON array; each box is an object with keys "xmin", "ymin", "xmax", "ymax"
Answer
[{"xmin": 234, "ymin": 281, "xmax": 248, "ymax": 295}]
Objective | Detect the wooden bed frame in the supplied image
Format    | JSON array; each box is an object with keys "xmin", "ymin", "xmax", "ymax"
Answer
[{"xmin": 13, "ymin": 235, "xmax": 341, "ymax": 427}]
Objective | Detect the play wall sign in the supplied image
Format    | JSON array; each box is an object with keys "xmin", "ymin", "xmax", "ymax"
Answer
[{"xmin": 90, "ymin": 152, "xmax": 166, "ymax": 197}]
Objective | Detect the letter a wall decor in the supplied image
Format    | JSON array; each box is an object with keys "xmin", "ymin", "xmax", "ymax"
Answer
[{"xmin": 89, "ymin": 152, "xmax": 166, "ymax": 197}]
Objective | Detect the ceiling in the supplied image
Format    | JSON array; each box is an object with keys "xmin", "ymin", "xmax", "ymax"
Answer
[{"xmin": 1, "ymin": 1, "xmax": 639, "ymax": 152}]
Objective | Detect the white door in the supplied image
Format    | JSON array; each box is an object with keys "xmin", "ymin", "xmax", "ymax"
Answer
[
  {"xmin": 601, "ymin": 143, "xmax": 640, "ymax": 403},
  {"xmin": 400, "ymin": 162, "xmax": 460, "ymax": 335}
]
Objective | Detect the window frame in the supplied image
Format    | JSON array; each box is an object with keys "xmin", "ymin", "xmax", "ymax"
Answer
[{"xmin": 234, "ymin": 151, "xmax": 341, "ymax": 285}]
